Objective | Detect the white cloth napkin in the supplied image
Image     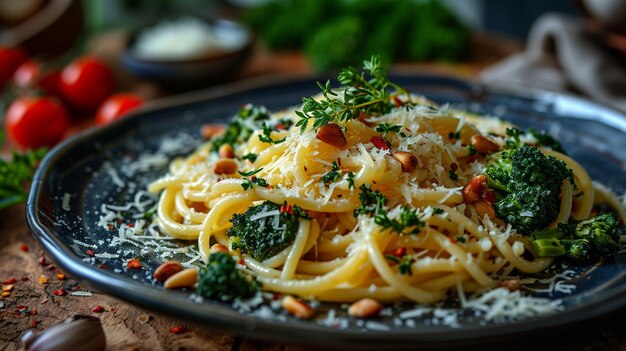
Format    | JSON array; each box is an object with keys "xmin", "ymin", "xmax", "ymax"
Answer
[{"xmin": 481, "ymin": 13, "xmax": 626, "ymax": 113}]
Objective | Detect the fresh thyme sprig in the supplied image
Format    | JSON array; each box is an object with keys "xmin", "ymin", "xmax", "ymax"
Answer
[
  {"xmin": 295, "ymin": 55, "xmax": 410, "ymax": 134},
  {"xmin": 321, "ymin": 161, "xmax": 341, "ymax": 184}
]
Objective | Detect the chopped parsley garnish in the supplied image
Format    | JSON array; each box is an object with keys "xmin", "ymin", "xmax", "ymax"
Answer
[
  {"xmin": 398, "ymin": 255, "xmax": 414, "ymax": 275},
  {"xmin": 375, "ymin": 123, "xmax": 402, "ymax": 138},
  {"xmin": 346, "ymin": 171, "xmax": 355, "ymax": 189},
  {"xmin": 448, "ymin": 169, "xmax": 458, "ymax": 181},
  {"xmin": 456, "ymin": 235, "xmax": 467, "ymax": 243},
  {"xmin": 0, "ymin": 136, "xmax": 47, "ymax": 210},
  {"xmin": 241, "ymin": 177, "xmax": 269, "ymax": 191},
  {"xmin": 258, "ymin": 123, "xmax": 287, "ymax": 144},
  {"xmin": 467, "ymin": 144, "xmax": 477, "ymax": 155},
  {"xmin": 321, "ymin": 161, "xmax": 341, "ymax": 184},
  {"xmin": 448, "ymin": 131, "xmax": 461, "ymax": 140},
  {"xmin": 432, "ymin": 208, "xmax": 444, "ymax": 215},
  {"xmin": 238, "ymin": 168, "xmax": 264, "ymax": 177},
  {"xmin": 242, "ymin": 153, "xmax": 258, "ymax": 162},
  {"xmin": 211, "ymin": 104, "xmax": 270, "ymax": 152}
]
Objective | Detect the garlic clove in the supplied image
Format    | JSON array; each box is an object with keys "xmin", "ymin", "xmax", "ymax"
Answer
[{"xmin": 22, "ymin": 314, "xmax": 106, "ymax": 351}]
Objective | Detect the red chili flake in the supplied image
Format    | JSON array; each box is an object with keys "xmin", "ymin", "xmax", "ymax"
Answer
[
  {"xmin": 31, "ymin": 320, "xmax": 40, "ymax": 328},
  {"xmin": 31, "ymin": 307, "xmax": 37, "ymax": 316},
  {"xmin": 273, "ymin": 292, "xmax": 282, "ymax": 300},
  {"xmin": 110, "ymin": 307, "xmax": 116, "ymax": 312},
  {"xmin": 53, "ymin": 289, "xmax": 66, "ymax": 296},
  {"xmin": 86, "ymin": 249, "xmax": 95, "ymax": 257},
  {"xmin": 107, "ymin": 224, "xmax": 115, "ymax": 231},
  {"xmin": 38, "ymin": 257, "xmax": 46, "ymax": 266},
  {"xmin": 170, "ymin": 326, "xmax": 189, "ymax": 334},
  {"xmin": 370, "ymin": 137, "xmax": 389, "ymax": 150},
  {"xmin": 127, "ymin": 258, "xmax": 142, "ymax": 269},
  {"xmin": 128, "ymin": 223, "xmax": 135, "ymax": 228},
  {"xmin": 2, "ymin": 278, "xmax": 15, "ymax": 284},
  {"xmin": 279, "ymin": 204, "xmax": 293, "ymax": 215},
  {"xmin": 46, "ymin": 264, "xmax": 56, "ymax": 271},
  {"xmin": 92, "ymin": 305, "xmax": 105, "ymax": 313},
  {"xmin": 483, "ymin": 190, "xmax": 497, "ymax": 205},
  {"xmin": 19, "ymin": 245, "xmax": 29, "ymax": 252},
  {"xmin": 16, "ymin": 305, "xmax": 28, "ymax": 311},
  {"xmin": 20, "ymin": 277, "xmax": 29, "ymax": 282},
  {"xmin": 276, "ymin": 124, "xmax": 286, "ymax": 130},
  {"xmin": 450, "ymin": 162, "xmax": 458, "ymax": 171},
  {"xmin": 71, "ymin": 286, "xmax": 81, "ymax": 291},
  {"xmin": 393, "ymin": 247, "xmax": 407, "ymax": 257},
  {"xmin": 98, "ymin": 264, "xmax": 109, "ymax": 269},
  {"xmin": 393, "ymin": 96, "xmax": 404, "ymax": 108}
]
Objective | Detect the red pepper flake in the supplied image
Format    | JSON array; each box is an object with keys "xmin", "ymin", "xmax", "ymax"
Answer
[
  {"xmin": 53, "ymin": 289, "xmax": 66, "ymax": 296},
  {"xmin": 279, "ymin": 204, "xmax": 294, "ymax": 215},
  {"xmin": 98, "ymin": 264, "xmax": 109, "ymax": 269},
  {"xmin": 450, "ymin": 162, "xmax": 458, "ymax": 171},
  {"xmin": 19, "ymin": 245, "xmax": 29, "ymax": 252},
  {"xmin": 20, "ymin": 277, "xmax": 29, "ymax": 282},
  {"xmin": 107, "ymin": 224, "xmax": 115, "ymax": 231},
  {"xmin": 31, "ymin": 320, "xmax": 40, "ymax": 328},
  {"xmin": 86, "ymin": 249, "xmax": 95, "ymax": 257},
  {"xmin": 110, "ymin": 307, "xmax": 116, "ymax": 312},
  {"xmin": 393, "ymin": 247, "xmax": 407, "ymax": 257},
  {"xmin": 170, "ymin": 326, "xmax": 189, "ymax": 334},
  {"xmin": 38, "ymin": 257, "xmax": 46, "ymax": 266},
  {"xmin": 273, "ymin": 292, "xmax": 282, "ymax": 300},
  {"xmin": 16, "ymin": 305, "xmax": 28, "ymax": 311},
  {"xmin": 71, "ymin": 286, "xmax": 81, "ymax": 291},
  {"xmin": 31, "ymin": 307, "xmax": 37, "ymax": 315},
  {"xmin": 128, "ymin": 223, "xmax": 135, "ymax": 228},
  {"xmin": 46, "ymin": 264, "xmax": 56, "ymax": 271},
  {"xmin": 91, "ymin": 305, "xmax": 105, "ymax": 313},
  {"xmin": 127, "ymin": 258, "xmax": 142, "ymax": 269},
  {"xmin": 370, "ymin": 136, "xmax": 389, "ymax": 150},
  {"xmin": 276, "ymin": 124, "xmax": 286, "ymax": 130},
  {"xmin": 393, "ymin": 96, "xmax": 404, "ymax": 108},
  {"xmin": 2, "ymin": 277, "xmax": 15, "ymax": 285}
]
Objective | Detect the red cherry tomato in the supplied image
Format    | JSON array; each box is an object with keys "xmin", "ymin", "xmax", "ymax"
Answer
[
  {"xmin": 13, "ymin": 60, "xmax": 63, "ymax": 97},
  {"xmin": 5, "ymin": 97, "xmax": 71, "ymax": 149},
  {"xmin": 59, "ymin": 57, "xmax": 114, "ymax": 112},
  {"xmin": 0, "ymin": 46, "xmax": 28, "ymax": 89},
  {"xmin": 13, "ymin": 60, "xmax": 39, "ymax": 88},
  {"xmin": 95, "ymin": 93, "xmax": 144, "ymax": 125}
]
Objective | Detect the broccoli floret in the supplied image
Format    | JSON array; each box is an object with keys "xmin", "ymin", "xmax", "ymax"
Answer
[
  {"xmin": 485, "ymin": 145, "xmax": 572, "ymax": 234},
  {"xmin": 227, "ymin": 201, "xmax": 308, "ymax": 261},
  {"xmin": 529, "ymin": 213, "xmax": 621, "ymax": 263},
  {"xmin": 196, "ymin": 252, "xmax": 259, "ymax": 301}
]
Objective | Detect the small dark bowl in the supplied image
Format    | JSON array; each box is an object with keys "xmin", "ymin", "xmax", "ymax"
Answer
[{"xmin": 122, "ymin": 17, "xmax": 254, "ymax": 91}]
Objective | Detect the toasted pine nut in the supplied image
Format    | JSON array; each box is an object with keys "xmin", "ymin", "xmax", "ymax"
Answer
[
  {"xmin": 209, "ymin": 243, "xmax": 228, "ymax": 254},
  {"xmin": 153, "ymin": 261, "xmax": 183, "ymax": 282},
  {"xmin": 164, "ymin": 268, "xmax": 198, "ymax": 289},
  {"xmin": 463, "ymin": 175, "xmax": 487, "ymax": 204},
  {"xmin": 471, "ymin": 135, "xmax": 499, "ymax": 154},
  {"xmin": 214, "ymin": 159, "xmax": 238, "ymax": 175},
  {"xmin": 392, "ymin": 151, "xmax": 418, "ymax": 173},
  {"xmin": 201, "ymin": 124, "xmax": 225, "ymax": 139},
  {"xmin": 218, "ymin": 144, "xmax": 235, "ymax": 159},
  {"xmin": 282, "ymin": 295, "xmax": 314, "ymax": 320},
  {"xmin": 501, "ymin": 279, "xmax": 521, "ymax": 292},
  {"xmin": 316, "ymin": 123, "xmax": 347, "ymax": 148},
  {"xmin": 348, "ymin": 298, "xmax": 383, "ymax": 318},
  {"xmin": 474, "ymin": 200, "xmax": 496, "ymax": 219}
]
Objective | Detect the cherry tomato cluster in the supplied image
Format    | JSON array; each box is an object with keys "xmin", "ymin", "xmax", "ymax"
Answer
[{"xmin": 1, "ymin": 46, "xmax": 145, "ymax": 149}]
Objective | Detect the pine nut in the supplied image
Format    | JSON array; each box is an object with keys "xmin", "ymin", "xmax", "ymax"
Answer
[
  {"xmin": 201, "ymin": 124, "xmax": 224, "ymax": 139},
  {"xmin": 209, "ymin": 243, "xmax": 228, "ymax": 254},
  {"xmin": 471, "ymin": 135, "xmax": 499, "ymax": 154},
  {"xmin": 392, "ymin": 151, "xmax": 418, "ymax": 173},
  {"xmin": 316, "ymin": 123, "xmax": 347, "ymax": 148},
  {"xmin": 463, "ymin": 175, "xmax": 487, "ymax": 204},
  {"xmin": 218, "ymin": 144, "xmax": 235, "ymax": 159},
  {"xmin": 474, "ymin": 200, "xmax": 496, "ymax": 219},
  {"xmin": 164, "ymin": 268, "xmax": 198, "ymax": 289},
  {"xmin": 501, "ymin": 279, "xmax": 521, "ymax": 291},
  {"xmin": 214, "ymin": 159, "xmax": 238, "ymax": 174},
  {"xmin": 282, "ymin": 295, "xmax": 314, "ymax": 319},
  {"xmin": 348, "ymin": 298, "xmax": 383, "ymax": 318},
  {"xmin": 153, "ymin": 261, "xmax": 183, "ymax": 282}
]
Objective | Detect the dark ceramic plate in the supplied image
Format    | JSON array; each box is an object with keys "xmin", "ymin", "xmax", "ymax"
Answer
[{"xmin": 26, "ymin": 74, "xmax": 626, "ymax": 349}]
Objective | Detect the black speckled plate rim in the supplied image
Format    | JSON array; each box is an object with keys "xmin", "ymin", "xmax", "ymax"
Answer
[{"xmin": 26, "ymin": 72, "xmax": 626, "ymax": 350}]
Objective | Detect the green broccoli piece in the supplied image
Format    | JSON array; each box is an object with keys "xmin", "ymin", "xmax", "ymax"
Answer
[
  {"xmin": 529, "ymin": 213, "xmax": 621, "ymax": 263},
  {"xmin": 196, "ymin": 252, "xmax": 259, "ymax": 301},
  {"xmin": 485, "ymin": 145, "xmax": 572, "ymax": 234},
  {"xmin": 505, "ymin": 127, "xmax": 567, "ymax": 154},
  {"xmin": 227, "ymin": 201, "xmax": 308, "ymax": 261}
]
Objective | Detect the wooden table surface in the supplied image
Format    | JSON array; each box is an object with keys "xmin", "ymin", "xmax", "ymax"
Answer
[{"xmin": 2, "ymin": 31, "xmax": 626, "ymax": 351}]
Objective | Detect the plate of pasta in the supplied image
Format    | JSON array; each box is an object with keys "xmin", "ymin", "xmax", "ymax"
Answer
[{"xmin": 27, "ymin": 57, "xmax": 626, "ymax": 349}]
